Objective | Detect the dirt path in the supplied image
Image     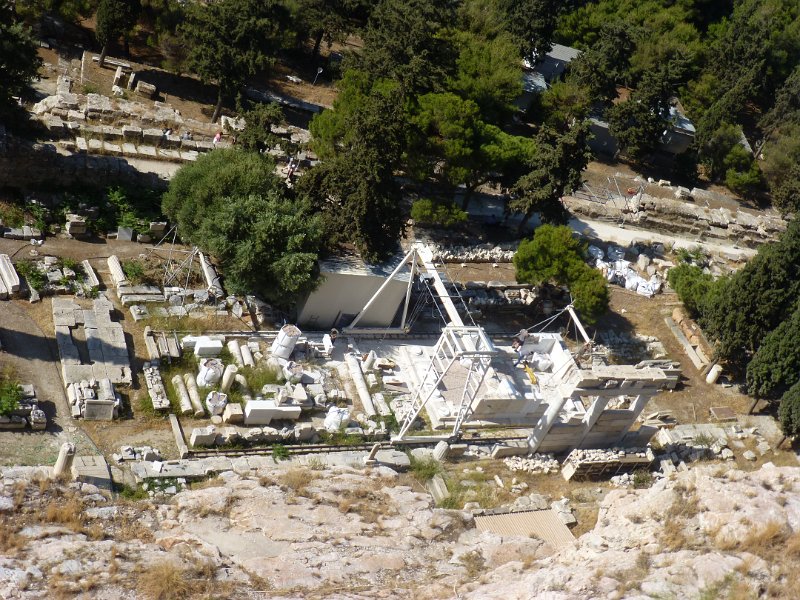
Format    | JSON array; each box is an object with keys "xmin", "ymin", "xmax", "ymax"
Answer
[{"xmin": 0, "ymin": 299, "xmax": 98, "ymax": 466}]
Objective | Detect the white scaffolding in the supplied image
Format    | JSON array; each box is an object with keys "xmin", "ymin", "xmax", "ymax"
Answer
[{"xmin": 394, "ymin": 325, "xmax": 499, "ymax": 441}]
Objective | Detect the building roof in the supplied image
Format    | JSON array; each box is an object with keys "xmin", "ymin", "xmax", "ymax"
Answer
[
  {"xmin": 548, "ymin": 43, "xmax": 582, "ymax": 63},
  {"xmin": 475, "ymin": 509, "xmax": 576, "ymax": 549},
  {"xmin": 521, "ymin": 70, "xmax": 548, "ymax": 94},
  {"xmin": 318, "ymin": 251, "xmax": 410, "ymax": 280}
]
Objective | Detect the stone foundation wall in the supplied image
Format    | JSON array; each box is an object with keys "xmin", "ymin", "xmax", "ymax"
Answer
[{"xmin": 0, "ymin": 126, "xmax": 166, "ymax": 190}]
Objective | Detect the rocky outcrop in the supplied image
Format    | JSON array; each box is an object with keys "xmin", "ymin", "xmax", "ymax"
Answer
[
  {"xmin": 2, "ymin": 462, "xmax": 798, "ymax": 599},
  {"xmin": 463, "ymin": 462, "xmax": 800, "ymax": 599}
]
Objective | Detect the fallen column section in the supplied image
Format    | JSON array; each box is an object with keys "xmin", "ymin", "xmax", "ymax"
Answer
[
  {"xmin": 183, "ymin": 373, "xmax": 205, "ymax": 417},
  {"xmin": 346, "ymin": 353, "xmax": 376, "ymax": 417},
  {"xmin": 171, "ymin": 375, "xmax": 194, "ymax": 415},
  {"xmin": 107, "ymin": 255, "xmax": 129, "ymax": 288}
]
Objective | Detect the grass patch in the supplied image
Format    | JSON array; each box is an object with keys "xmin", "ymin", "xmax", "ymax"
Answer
[
  {"xmin": 137, "ymin": 561, "xmax": 201, "ymax": 600},
  {"xmin": 238, "ymin": 364, "xmax": 282, "ymax": 391},
  {"xmin": 409, "ymin": 455, "xmax": 442, "ymax": 482},
  {"xmin": 116, "ymin": 483, "xmax": 148, "ymax": 501},
  {"xmin": 278, "ymin": 468, "xmax": 317, "ymax": 496},
  {"xmin": 14, "ymin": 260, "xmax": 47, "ymax": 292},
  {"xmin": 272, "ymin": 444, "xmax": 290, "ymax": 462}
]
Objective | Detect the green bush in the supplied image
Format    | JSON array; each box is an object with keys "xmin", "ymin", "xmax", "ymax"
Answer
[
  {"xmin": 667, "ymin": 263, "xmax": 714, "ymax": 318},
  {"xmin": 411, "ymin": 198, "xmax": 468, "ymax": 228},
  {"xmin": 409, "ymin": 455, "xmax": 442, "ymax": 482},
  {"xmin": 779, "ymin": 381, "xmax": 800, "ymax": 438},
  {"xmin": 0, "ymin": 377, "xmax": 22, "ymax": 416},
  {"xmin": 15, "ymin": 260, "xmax": 46, "ymax": 292},
  {"xmin": 122, "ymin": 260, "xmax": 147, "ymax": 284}
]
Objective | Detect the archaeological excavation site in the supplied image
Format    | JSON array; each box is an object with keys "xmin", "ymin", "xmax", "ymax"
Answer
[{"xmin": 3, "ymin": 2, "xmax": 800, "ymax": 598}]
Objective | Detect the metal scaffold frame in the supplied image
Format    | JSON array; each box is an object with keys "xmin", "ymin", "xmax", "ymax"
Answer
[{"xmin": 393, "ymin": 325, "xmax": 499, "ymax": 441}]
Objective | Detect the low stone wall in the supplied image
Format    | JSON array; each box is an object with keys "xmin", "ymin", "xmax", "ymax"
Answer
[{"xmin": 0, "ymin": 127, "xmax": 166, "ymax": 190}]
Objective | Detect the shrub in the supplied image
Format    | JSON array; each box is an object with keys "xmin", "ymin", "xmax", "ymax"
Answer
[
  {"xmin": 0, "ymin": 377, "xmax": 22, "ymax": 416},
  {"xmin": 122, "ymin": 260, "xmax": 147, "ymax": 284},
  {"xmin": 667, "ymin": 263, "xmax": 714, "ymax": 318},
  {"xmin": 409, "ymin": 455, "xmax": 442, "ymax": 482}
]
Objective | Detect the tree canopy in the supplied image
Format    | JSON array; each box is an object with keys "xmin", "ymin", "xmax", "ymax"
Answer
[
  {"xmin": 162, "ymin": 149, "xmax": 323, "ymax": 306},
  {"xmin": 514, "ymin": 224, "xmax": 609, "ymax": 324},
  {"xmin": 779, "ymin": 381, "xmax": 800, "ymax": 439},
  {"xmin": 180, "ymin": 0, "xmax": 290, "ymax": 122},
  {"xmin": 0, "ymin": 2, "xmax": 42, "ymax": 113},
  {"xmin": 96, "ymin": 0, "xmax": 141, "ymax": 65}
]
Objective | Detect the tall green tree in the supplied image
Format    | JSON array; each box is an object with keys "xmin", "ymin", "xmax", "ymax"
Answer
[
  {"xmin": 304, "ymin": 70, "xmax": 407, "ymax": 260},
  {"xmin": 496, "ymin": 0, "xmax": 560, "ymax": 60},
  {"xmin": 0, "ymin": 2, "xmax": 42, "ymax": 113},
  {"xmin": 96, "ymin": 0, "xmax": 141, "ymax": 65},
  {"xmin": 294, "ymin": 0, "xmax": 370, "ymax": 59},
  {"xmin": 409, "ymin": 92, "xmax": 535, "ymax": 208},
  {"xmin": 747, "ymin": 305, "xmax": 800, "ymax": 400},
  {"xmin": 353, "ymin": 0, "xmax": 455, "ymax": 96},
  {"xmin": 296, "ymin": 145, "xmax": 403, "ymax": 262},
  {"xmin": 237, "ymin": 102, "xmax": 285, "ymax": 153},
  {"xmin": 513, "ymin": 224, "xmax": 608, "ymax": 324},
  {"xmin": 162, "ymin": 149, "xmax": 322, "ymax": 306},
  {"xmin": 181, "ymin": 0, "xmax": 290, "ymax": 123},
  {"xmin": 779, "ymin": 381, "xmax": 800, "ymax": 439},
  {"xmin": 446, "ymin": 29, "xmax": 522, "ymax": 121},
  {"xmin": 509, "ymin": 121, "xmax": 591, "ymax": 229},
  {"xmin": 700, "ymin": 219, "xmax": 800, "ymax": 372}
]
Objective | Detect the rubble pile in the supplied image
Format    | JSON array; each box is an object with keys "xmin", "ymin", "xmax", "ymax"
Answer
[
  {"xmin": 503, "ymin": 454, "xmax": 561, "ymax": 475},
  {"xmin": 596, "ymin": 331, "xmax": 668, "ymax": 362},
  {"xmin": 565, "ymin": 447, "xmax": 650, "ymax": 465},
  {"xmin": 459, "ymin": 281, "xmax": 539, "ymax": 308},
  {"xmin": 430, "ymin": 242, "xmax": 517, "ymax": 263},
  {"xmin": 113, "ymin": 445, "xmax": 162, "ymax": 463},
  {"xmin": 66, "ymin": 377, "xmax": 122, "ymax": 420},
  {"xmin": 142, "ymin": 363, "xmax": 170, "ymax": 411}
]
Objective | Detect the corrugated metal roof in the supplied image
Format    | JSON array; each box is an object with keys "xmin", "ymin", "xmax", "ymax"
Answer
[{"xmin": 475, "ymin": 509, "xmax": 576, "ymax": 549}]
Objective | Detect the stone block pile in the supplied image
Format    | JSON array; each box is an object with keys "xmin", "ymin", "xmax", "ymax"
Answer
[
  {"xmin": 113, "ymin": 445, "xmax": 161, "ymax": 463},
  {"xmin": 0, "ymin": 384, "xmax": 46, "ymax": 430},
  {"xmin": 561, "ymin": 447, "xmax": 654, "ymax": 481},
  {"xmin": 503, "ymin": 454, "xmax": 561, "ymax": 475},
  {"xmin": 66, "ymin": 377, "xmax": 121, "ymax": 420},
  {"xmin": 21, "ymin": 256, "xmax": 98, "ymax": 298},
  {"xmin": 1, "ymin": 224, "xmax": 42, "ymax": 241},
  {"xmin": 565, "ymin": 183, "xmax": 786, "ymax": 249},
  {"xmin": 189, "ymin": 422, "xmax": 333, "ymax": 448},
  {"xmin": 459, "ymin": 281, "xmax": 539, "ymax": 309},
  {"xmin": 143, "ymin": 363, "xmax": 170, "ymax": 411}
]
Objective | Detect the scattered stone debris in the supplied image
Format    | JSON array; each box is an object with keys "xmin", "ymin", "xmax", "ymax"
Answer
[{"xmin": 503, "ymin": 454, "xmax": 560, "ymax": 475}]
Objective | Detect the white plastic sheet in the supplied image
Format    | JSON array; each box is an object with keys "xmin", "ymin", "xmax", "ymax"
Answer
[{"xmin": 324, "ymin": 406, "xmax": 350, "ymax": 432}]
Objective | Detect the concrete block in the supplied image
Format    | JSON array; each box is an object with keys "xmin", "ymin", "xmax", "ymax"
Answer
[
  {"xmin": 426, "ymin": 474, "xmax": 450, "ymax": 504},
  {"xmin": 83, "ymin": 399, "xmax": 115, "ymax": 420},
  {"xmin": 294, "ymin": 423, "xmax": 316, "ymax": 441}
]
